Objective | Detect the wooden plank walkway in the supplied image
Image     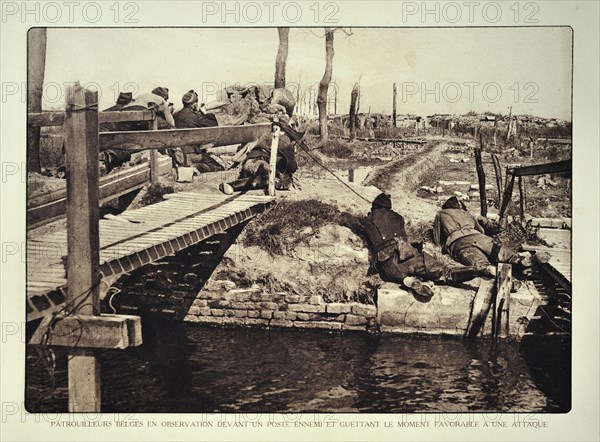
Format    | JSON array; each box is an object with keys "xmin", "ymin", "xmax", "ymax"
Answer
[
  {"xmin": 27, "ymin": 157, "xmax": 172, "ymax": 229},
  {"xmin": 525, "ymin": 227, "xmax": 571, "ymax": 291},
  {"xmin": 26, "ymin": 192, "xmax": 273, "ymax": 321}
]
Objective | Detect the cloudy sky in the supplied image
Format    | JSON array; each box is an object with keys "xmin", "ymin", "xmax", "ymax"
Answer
[{"xmin": 43, "ymin": 27, "xmax": 572, "ymax": 119}]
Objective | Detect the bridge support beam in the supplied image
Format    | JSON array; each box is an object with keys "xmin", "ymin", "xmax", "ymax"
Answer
[{"xmin": 28, "ymin": 83, "xmax": 143, "ymax": 412}]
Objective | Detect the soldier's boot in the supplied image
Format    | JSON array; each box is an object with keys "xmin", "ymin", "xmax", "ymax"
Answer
[
  {"xmin": 448, "ymin": 266, "xmax": 489, "ymax": 284},
  {"xmin": 403, "ymin": 276, "xmax": 434, "ymax": 299},
  {"xmin": 219, "ymin": 177, "xmax": 256, "ymax": 195}
]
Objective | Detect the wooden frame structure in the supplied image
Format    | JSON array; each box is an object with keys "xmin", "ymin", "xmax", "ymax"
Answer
[{"xmin": 26, "ymin": 83, "xmax": 274, "ymax": 411}]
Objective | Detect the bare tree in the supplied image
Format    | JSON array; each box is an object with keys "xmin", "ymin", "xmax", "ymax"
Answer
[
  {"xmin": 311, "ymin": 28, "xmax": 352, "ymax": 141},
  {"xmin": 274, "ymin": 28, "xmax": 289, "ymax": 88},
  {"xmin": 27, "ymin": 28, "xmax": 47, "ymax": 173},
  {"xmin": 316, "ymin": 28, "xmax": 335, "ymax": 140},
  {"xmin": 349, "ymin": 82, "xmax": 360, "ymax": 140}
]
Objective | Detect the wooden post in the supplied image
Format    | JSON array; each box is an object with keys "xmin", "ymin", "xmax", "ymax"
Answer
[
  {"xmin": 149, "ymin": 117, "xmax": 159, "ymax": 183},
  {"xmin": 348, "ymin": 168, "xmax": 354, "ymax": 183},
  {"xmin": 64, "ymin": 83, "xmax": 101, "ymax": 412},
  {"xmin": 506, "ymin": 106, "xmax": 513, "ymax": 142},
  {"xmin": 392, "ymin": 83, "xmax": 397, "ymax": 128},
  {"xmin": 475, "ymin": 134, "xmax": 487, "ymax": 217},
  {"xmin": 529, "ymin": 137, "xmax": 535, "ymax": 159},
  {"xmin": 27, "ymin": 28, "xmax": 47, "ymax": 173},
  {"xmin": 495, "ymin": 263, "xmax": 512, "ymax": 339},
  {"xmin": 465, "ymin": 279, "xmax": 495, "ymax": 339},
  {"xmin": 268, "ymin": 124, "xmax": 281, "ymax": 196},
  {"xmin": 334, "ymin": 85, "xmax": 337, "ymax": 115},
  {"xmin": 491, "ymin": 154, "xmax": 503, "ymax": 208},
  {"xmin": 498, "ymin": 169, "xmax": 516, "ymax": 228},
  {"xmin": 518, "ymin": 176, "xmax": 525, "ymax": 221}
]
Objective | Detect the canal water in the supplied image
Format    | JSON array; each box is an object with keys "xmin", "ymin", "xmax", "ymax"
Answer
[{"xmin": 25, "ymin": 322, "xmax": 570, "ymax": 413}]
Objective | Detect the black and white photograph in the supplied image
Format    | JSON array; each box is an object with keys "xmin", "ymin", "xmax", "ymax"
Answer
[{"xmin": 1, "ymin": 1, "xmax": 599, "ymax": 441}]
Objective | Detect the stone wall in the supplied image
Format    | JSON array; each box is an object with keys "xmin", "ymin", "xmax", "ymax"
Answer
[{"xmin": 184, "ymin": 284, "xmax": 377, "ymax": 332}]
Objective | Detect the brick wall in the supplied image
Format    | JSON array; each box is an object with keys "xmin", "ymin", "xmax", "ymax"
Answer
[{"xmin": 184, "ymin": 285, "xmax": 378, "ymax": 332}]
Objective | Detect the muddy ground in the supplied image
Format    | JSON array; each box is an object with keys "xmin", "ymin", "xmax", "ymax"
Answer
[
  {"xmin": 202, "ymin": 133, "xmax": 571, "ymax": 304},
  {"xmin": 29, "ymin": 130, "xmax": 571, "ymax": 304}
]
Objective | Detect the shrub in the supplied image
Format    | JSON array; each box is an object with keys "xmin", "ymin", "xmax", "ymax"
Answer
[
  {"xmin": 317, "ymin": 139, "xmax": 353, "ymax": 158},
  {"xmin": 243, "ymin": 199, "xmax": 343, "ymax": 255}
]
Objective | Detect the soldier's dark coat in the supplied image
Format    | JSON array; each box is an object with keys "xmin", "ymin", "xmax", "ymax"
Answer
[
  {"xmin": 363, "ymin": 194, "xmax": 447, "ymax": 283},
  {"xmin": 173, "ymin": 107, "xmax": 219, "ymax": 128}
]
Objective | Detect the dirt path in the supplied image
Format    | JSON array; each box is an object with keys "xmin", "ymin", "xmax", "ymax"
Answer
[
  {"xmin": 365, "ymin": 139, "xmax": 449, "ymax": 222},
  {"xmin": 208, "ymin": 138, "xmax": 454, "ymax": 302}
]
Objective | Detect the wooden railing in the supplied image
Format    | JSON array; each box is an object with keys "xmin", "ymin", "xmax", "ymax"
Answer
[
  {"xmin": 27, "ymin": 108, "xmax": 272, "ymax": 229},
  {"xmin": 27, "ymin": 84, "xmax": 273, "ymax": 412},
  {"xmin": 28, "ymin": 109, "xmax": 154, "ymax": 127}
]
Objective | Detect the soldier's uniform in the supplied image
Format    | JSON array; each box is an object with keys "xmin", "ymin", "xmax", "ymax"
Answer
[
  {"xmin": 364, "ymin": 194, "xmax": 485, "ymax": 286},
  {"xmin": 171, "ymin": 89, "xmax": 221, "ymax": 170},
  {"xmin": 433, "ymin": 196, "xmax": 518, "ymax": 268}
]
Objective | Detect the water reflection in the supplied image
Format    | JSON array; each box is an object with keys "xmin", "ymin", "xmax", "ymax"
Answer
[{"xmin": 25, "ymin": 323, "xmax": 570, "ymax": 413}]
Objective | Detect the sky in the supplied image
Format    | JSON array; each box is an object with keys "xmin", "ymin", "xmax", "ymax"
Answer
[{"xmin": 43, "ymin": 27, "xmax": 573, "ymax": 120}]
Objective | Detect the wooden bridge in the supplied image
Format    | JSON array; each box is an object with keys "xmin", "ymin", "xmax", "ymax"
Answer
[
  {"xmin": 26, "ymin": 83, "xmax": 275, "ymax": 411},
  {"xmin": 27, "ymin": 191, "xmax": 272, "ymax": 322},
  {"xmin": 525, "ymin": 226, "xmax": 572, "ymax": 293},
  {"xmin": 27, "ymin": 94, "xmax": 274, "ymax": 323}
]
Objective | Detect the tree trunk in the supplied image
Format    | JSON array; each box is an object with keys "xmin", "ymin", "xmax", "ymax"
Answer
[
  {"xmin": 317, "ymin": 28, "xmax": 335, "ymax": 141},
  {"xmin": 274, "ymin": 28, "xmax": 289, "ymax": 89},
  {"xmin": 349, "ymin": 82, "xmax": 359, "ymax": 140},
  {"xmin": 27, "ymin": 28, "xmax": 47, "ymax": 173}
]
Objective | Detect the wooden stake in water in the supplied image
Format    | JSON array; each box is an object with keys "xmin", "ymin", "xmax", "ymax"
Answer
[
  {"xmin": 64, "ymin": 83, "xmax": 101, "ymax": 412},
  {"xmin": 496, "ymin": 263, "xmax": 512, "ymax": 339}
]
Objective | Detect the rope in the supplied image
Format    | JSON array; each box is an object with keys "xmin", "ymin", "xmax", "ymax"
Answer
[
  {"xmin": 66, "ymin": 103, "xmax": 99, "ymax": 112},
  {"xmin": 278, "ymin": 123, "xmax": 373, "ymax": 203}
]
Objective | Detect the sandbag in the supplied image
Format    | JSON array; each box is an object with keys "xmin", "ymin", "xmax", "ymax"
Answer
[{"xmin": 272, "ymin": 88, "xmax": 296, "ymax": 116}]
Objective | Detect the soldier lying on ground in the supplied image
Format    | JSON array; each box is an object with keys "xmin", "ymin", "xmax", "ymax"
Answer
[
  {"xmin": 219, "ymin": 117, "xmax": 298, "ymax": 194},
  {"xmin": 172, "ymin": 89, "xmax": 223, "ymax": 172},
  {"xmin": 120, "ymin": 86, "xmax": 175, "ymax": 130},
  {"xmin": 433, "ymin": 196, "xmax": 536, "ymax": 277},
  {"xmin": 98, "ymin": 87, "xmax": 175, "ymax": 173},
  {"xmin": 356, "ymin": 193, "xmax": 491, "ymax": 299}
]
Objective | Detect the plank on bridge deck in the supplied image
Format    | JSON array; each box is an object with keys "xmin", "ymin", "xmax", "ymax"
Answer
[{"xmin": 27, "ymin": 191, "xmax": 272, "ymax": 304}]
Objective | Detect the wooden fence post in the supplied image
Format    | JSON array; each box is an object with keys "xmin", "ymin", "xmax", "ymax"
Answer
[
  {"xmin": 149, "ymin": 117, "xmax": 159, "ymax": 183},
  {"xmin": 64, "ymin": 83, "xmax": 101, "ymax": 412},
  {"xmin": 465, "ymin": 279, "xmax": 495, "ymax": 339},
  {"xmin": 495, "ymin": 263, "xmax": 512, "ymax": 339},
  {"xmin": 475, "ymin": 133, "xmax": 487, "ymax": 217},
  {"xmin": 491, "ymin": 153, "xmax": 503, "ymax": 208},
  {"xmin": 498, "ymin": 169, "xmax": 516, "ymax": 228},
  {"xmin": 518, "ymin": 176, "xmax": 525, "ymax": 221},
  {"xmin": 268, "ymin": 124, "xmax": 281, "ymax": 196},
  {"xmin": 392, "ymin": 83, "xmax": 397, "ymax": 128}
]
